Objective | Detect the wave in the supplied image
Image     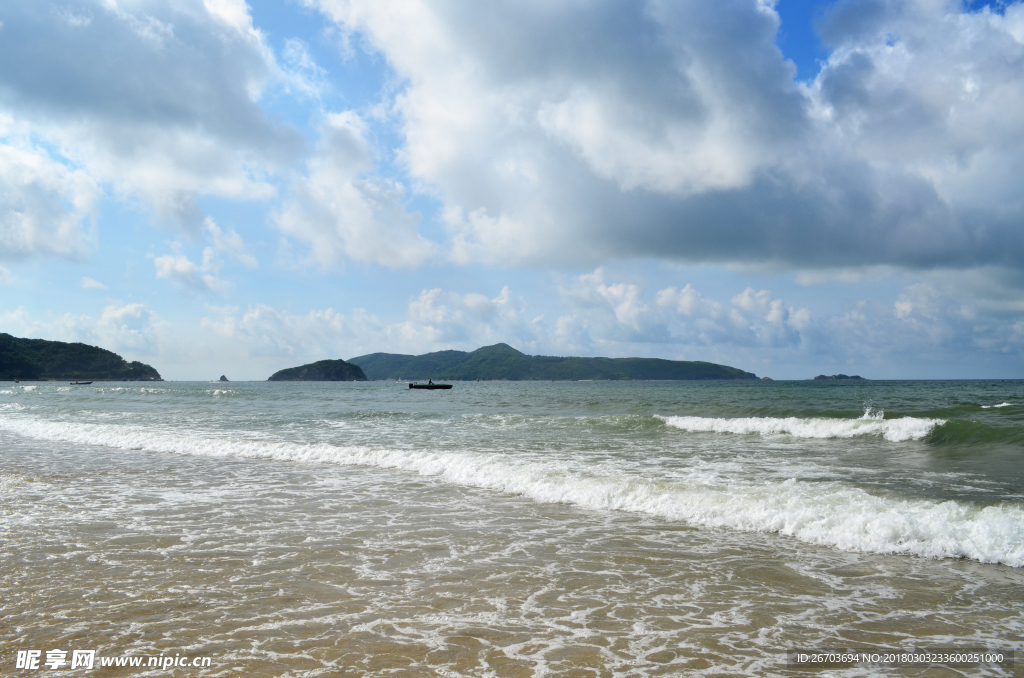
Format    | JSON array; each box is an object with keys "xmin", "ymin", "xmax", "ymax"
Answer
[
  {"xmin": 1, "ymin": 414, "xmax": 1020, "ymax": 567},
  {"xmin": 922, "ymin": 418, "xmax": 1024, "ymax": 448},
  {"xmin": 658, "ymin": 409, "xmax": 943, "ymax": 442},
  {"xmin": 982, "ymin": 403, "xmax": 1013, "ymax": 409}
]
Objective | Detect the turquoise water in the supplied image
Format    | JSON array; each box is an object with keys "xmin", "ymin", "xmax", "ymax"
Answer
[{"xmin": 2, "ymin": 380, "xmax": 1022, "ymax": 675}]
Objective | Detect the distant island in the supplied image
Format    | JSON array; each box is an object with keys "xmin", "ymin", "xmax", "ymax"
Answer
[
  {"xmin": 0, "ymin": 333, "xmax": 162, "ymax": 381},
  {"xmin": 813, "ymin": 374, "xmax": 866, "ymax": 380},
  {"xmin": 349, "ymin": 343, "xmax": 758, "ymax": 381},
  {"xmin": 268, "ymin": 359, "xmax": 367, "ymax": 381}
]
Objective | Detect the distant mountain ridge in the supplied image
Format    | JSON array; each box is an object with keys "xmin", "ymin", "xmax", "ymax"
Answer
[
  {"xmin": 0, "ymin": 333, "xmax": 162, "ymax": 381},
  {"xmin": 350, "ymin": 343, "xmax": 758, "ymax": 381},
  {"xmin": 268, "ymin": 359, "xmax": 367, "ymax": 381}
]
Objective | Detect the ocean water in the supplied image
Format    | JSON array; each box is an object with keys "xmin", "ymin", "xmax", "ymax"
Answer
[{"xmin": 1, "ymin": 379, "xmax": 1022, "ymax": 676}]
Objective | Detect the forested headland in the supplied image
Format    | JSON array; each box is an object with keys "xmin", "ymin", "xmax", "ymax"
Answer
[
  {"xmin": 350, "ymin": 343, "xmax": 757, "ymax": 381},
  {"xmin": 0, "ymin": 333, "xmax": 162, "ymax": 381}
]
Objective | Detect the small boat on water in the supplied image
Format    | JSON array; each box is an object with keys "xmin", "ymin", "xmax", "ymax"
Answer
[
  {"xmin": 71, "ymin": 381, "xmax": 94, "ymax": 385},
  {"xmin": 409, "ymin": 382, "xmax": 452, "ymax": 390}
]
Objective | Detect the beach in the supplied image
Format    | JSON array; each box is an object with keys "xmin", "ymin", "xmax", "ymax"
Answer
[{"xmin": 2, "ymin": 380, "xmax": 1022, "ymax": 676}]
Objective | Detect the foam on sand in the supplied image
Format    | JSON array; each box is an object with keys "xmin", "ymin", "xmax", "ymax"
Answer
[
  {"xmin": 0, "ymin": 414, "xmax": 1020, "ymax": 567},
  {"xmin": 659, "ymin": 409, "xmax": 943, "ymax": 442}
]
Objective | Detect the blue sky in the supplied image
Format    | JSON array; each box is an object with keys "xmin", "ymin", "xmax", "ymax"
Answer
[{"xmin": 2, "ymin": 0, "xmax": 1023, "ymax": 380}]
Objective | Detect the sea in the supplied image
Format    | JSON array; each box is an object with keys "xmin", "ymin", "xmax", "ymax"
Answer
[{"xmin": 1, "ymin": 379, "xmax": 1022, "ymax": 677}]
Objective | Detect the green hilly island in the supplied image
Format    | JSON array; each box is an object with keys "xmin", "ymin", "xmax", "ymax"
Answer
[
  {"xmin": 0, "ymin": 333, "xmax": 162, "ymax": 381},
  {"xmin": 268, "ymin": 359, "xmax": 367, "ymax": 381},
  {"xmin": 349, "ymin": 343, "xmax": 757, "ymax": 381}
]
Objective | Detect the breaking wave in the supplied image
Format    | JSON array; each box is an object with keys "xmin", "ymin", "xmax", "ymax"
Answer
[
  {"xmin": 658, "ymin": 409, "xmax": 943, "ymax": 442},
  {"xmin": 0, "ymin": 414, "xmax": 1020, "ymax": 567}
]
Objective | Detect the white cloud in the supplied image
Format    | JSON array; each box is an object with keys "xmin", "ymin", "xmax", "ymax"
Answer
[
  {"xmin": 813, "ymin": 2, "xmax": 1024, "ymax": 202},
  {"xmin": 792, "ymin": 266, "xmax": 895, "ymax": 286},
  {"xmin": 1, "ymin": 302, "xmax": 168, "ymax": 359},
  {"xmin": 727, "ymin": 287, "xmax": 804, "ymax": 346},
  {"xmin": 561, "ymin": 269, "xmax": 650, "ymax": 331},
  {"xmin": 0, "ymin": 0, "xmax": 301, "ymax": 232},
  {"xmin": 0, "ymin": 265, "xmax": 12, "ymax": 285},
  {"xmin": 656, "ymin": 284, "xmax": 721, "ymax": 317},
  {"xmin": 190, "ymin": 270, "xmax": 1024, "ymax": 379},
  {"xmin": 7, "ymin": 268, "xmax": 1016, "ymax": 380},
  {"xmin": 274, "ymin": 112, "xmax": 434, "ymax": 267},
  {"xmin": 203, "ymin": 0, "xmax": 253, "ymax": 33},
  {"xmin": 80, "ymin": 276, "xmax": 107, "ymax": 289},
  {"xmin": 154, "ymin": 218, "xmax": 258, "ymax": 296},
  {"xmin": 205, "ymin": 217, "xmax": 257, "ymax": 268},
  {"xmin": 0, "ymin": 135, "xmax": 97, "ymax": 261},
  {"xmin": 281, "ymin": 38, "xmax": 329, "ymax": 99},
  {"xmin": 1011, "ymin": 321, "xmax": 1024, "ymax": 348},
  {"xmin": 154, "ymin": 248, "xmax": 230, "ymax": 295},
  {"xmin": 307, "ymin": 0, "xmax": 1024, "ymax": 273},
  {"xmin": 558, "ymin": 270, "xmax": 816, "ymax": 351},
  {"xmin": 199, "ymin": 286, "xmax": 536, "ymax": 364},
  {"xmin": 201, "ymin": 303, "xmax": 375, "ymax": 358},
  {"xmin": 919, "ymin": 266, "xmax": 1024, "ymax": 315},
  {"xmin": 307, "ymin": 0, "xmax": 805, "ymax": 266},
  {"xmin": 398, "ymin": 286, "xmax": 535, "ymax": 348},
  {"xmin": 51, "ymin": 5, "xmax": 92, "ymax": 28},
  {"xmin": 535, "ymin": 72, "xmax": 768, "ymax": 195}
]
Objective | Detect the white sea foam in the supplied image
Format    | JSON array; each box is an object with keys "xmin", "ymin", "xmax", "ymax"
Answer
[
  {"xmin": 0, "ymin": 390, "xmax": 14, "ymax": 395},
  {"xmin": 0, "ymin": 414, "xmax": 1020, "ymax": 567},
  {"xmin": 22, "ymin": 385, "xmax": 38, "ymax": 392},
  {"xmin": 98, "ymin": 386, "xmax": 164, "ymax": 394},
  {"xmin": 658, "ymin": 410, "xmax": 943, "ymax": 442},
  {"xmin": 981, "ymin": 403, "xmax": 1012, "ymax": 409}
]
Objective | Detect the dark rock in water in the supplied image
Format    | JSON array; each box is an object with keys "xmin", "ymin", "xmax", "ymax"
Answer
[
  {"xmin": 219, "ymin": 375, "xmax": 229, "ymax": 382},
  {"xmin": 0, "ymin": 332, "xmax": 162, "ymax": 381},
  {"xmin": 813, "ymin": 374, "xmax": 866, "ymax": 380},
  {"xmin": 268, "ymin": 359, "xmax": 367, "ymax": 381}
]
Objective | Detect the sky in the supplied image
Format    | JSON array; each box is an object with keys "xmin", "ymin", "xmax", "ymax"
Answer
[{"xmin": 2, "ymin": 0, "xmax": 1023, "ymax": 381}]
